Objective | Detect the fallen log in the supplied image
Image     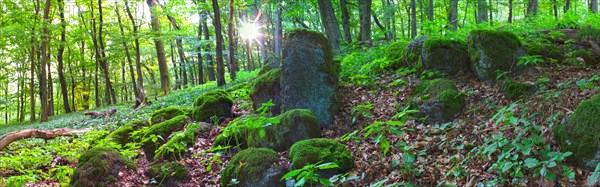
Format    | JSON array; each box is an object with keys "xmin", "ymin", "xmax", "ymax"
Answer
[
  {"xmin": 0, "ymin": 128, "xmax": 91, "ymax": 151},
  {"xmin": 84, "ymin": 108, "xmax": 117, "ymax": 119}
]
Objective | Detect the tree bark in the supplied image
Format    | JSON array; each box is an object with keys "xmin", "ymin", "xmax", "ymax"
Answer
[
  {"xmin": 97, "ymin": 0, "xmax": 116, "ymax": 105},
  {"xmin": 410, "ymin": 0, "xmax": 417, "ymax": 38},
  {"xmin": 30, "ymin": 0, "xmax": 40, "ymax": 122},
  {"xmin": 508, "ymin": 0, "xmax": 513, "ymax": 23},
  {"xmin": 39, "ymin": 0, "xmax": 51, "ymax": 122},
  {"xmin": 201, "ymin": 0, "xmax": 216, "ymax": 81},
  {"xmin": 447, "ymin": 0, "xmax": 458, "ymax": 30},
  {"xmin": 115, "ymin": 2, "xmax": 138, "ymax": 103},
  {"xmin": 317, "ymin": 0, "xmax": 342, "ymax": 54},
  {"xmin": 147, "ymin": 0, "xmax": 171, "ymax": 95},
  {"xmin": 477, "ymin": 0, "xmax": 488, "ymax": 24},
  {"xmin": 211, "ymin": 0, "xmax": 226, "ymax": 86},
  {"xmin": 57, "ymin": 0, "xmax": 71, "ymax": 114},
  {"xmin": 193, "ymin": 0, "xmax": 205, "ymax": 84},
  {"xmin": 564, "ymin": 0, "xmax": 571, "ymax": 12},
  {"xmin": 427, "ymin": 0, "xmax": 434, "ymax": 21},
  {"xmin": 359, "ymin": 0, "xmax": 373, "ymax": 43},
  {"xmin": 159, "ymin": 4, "xmax": 189, "ymax": 88},
  {"xmin": 0, "ymin": 128, "xmax": 91, "ymax": 151},
  {"xmin": 274, "ymin": 1, "xmax": 283, "ymax": 58},
  {"xmin": 228, "ymin": 0, "xmax": 237, "ymax": 81},
  {"xmin": 527, "ymin": 0, "xmax": 539, "ymax": 17},
  {"xmin": 125, "ymin": 1, "xmax": 147, "ymax": 108},
  {"xmin": 340, "ymin": 0, "xmax": 352, "ymax": 43},
  {"xmin": 592, "ymin": 0, "xmax": 598, "ymax": 13}
]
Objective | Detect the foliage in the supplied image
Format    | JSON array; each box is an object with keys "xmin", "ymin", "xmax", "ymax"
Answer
[{"xmin": 281, "ymin": 162, "xmax": 340, "ymax": 187}]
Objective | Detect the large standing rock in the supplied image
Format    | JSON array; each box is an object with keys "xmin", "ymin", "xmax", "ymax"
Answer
[
  {"xmin": 467, "ymin": 30, "xmax": 526, "ymax": 82},
  {"xmin": 281, "ymin": 29, "xmax": 340, "ymax": 127},
  {"xmin": 250, "ymin": 68, "xmax": 282, "ymax": 115},
  {"xmin": 70, "ymin": 146, "xmax": 136, "ymax": 187},
  {"xmin": 401, "ymin": 37, "xmax": 427, "ymax": 68},
  {"xmin": 553, "ymin": 94, "xmax": 600, "ymax": 170},
  {"xmin": 422, "ymin": 38, "xmax": 470, "ymax": 75},
  {"xmin": 221, "ymin": 148, "xmax": 285, "ymax": 187}
]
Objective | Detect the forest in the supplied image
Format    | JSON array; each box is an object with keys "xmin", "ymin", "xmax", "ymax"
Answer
[{"xmin": 0, "ymin": 0, "xmax": 600, "ymax": 186}]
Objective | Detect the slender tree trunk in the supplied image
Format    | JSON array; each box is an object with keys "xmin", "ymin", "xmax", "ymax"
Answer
[
  {"xmin": 228, "ymin": 0, "xmax": 237, "ymax": 81},
  {"xmin": 195, "ymin": 9, "xmax": 205, "ymax": 84},
  {"xmin": 274, "ymin": 1, "xmax": 283, "ymax": 58},
  {"xmin": 67, "ymin": 47, "xmax": 76, "ymax": 111},
  {"xmin": 565, "ymin": 0, "xmax": 571, "ymax": 12},
  {"xmin": 410, "ymin": 0, "xmax": 417, "ymax": 38},
  {"xmin": 527, "ymin": 0, "xmax": 538, "ymax": 17},
  {"xmin": 57, "ymin": 0, "xmax": 71, "ymax": 113},
  {"xmin": 592, "ymin": 0, "xmax": 598, "ymax": 13},
  {"xmin": 30, "ymin": 0, "xmax": 39, "ymax": 122},
  {"xmin": 125, "ymin": 1, "xmax": 147, "ymax": 108},
  {"xmin": 553, "ymin": 0, "xmax": 559, "ymax": 19},
  {"xmin": 97, "ymin": 0, "xmax": 116, "ymax": 104},
  {"xmin": 340, "ymin": 0, "xmax": 352, "ymax": 43},
  {"xmin": 40, "ymin": 0, "xmax": 51, "ymax": 122},
  {"xmin": 115, "ymin": 2, "xmax": 138, "ymax": 102},
  {"xmin": 427, "ymin": 0, "xmax": 434, "ymax": 21},
  {"xmin": 477, "ymin": 0, "xmax": 488, "ymax": 24},
  {"xmin": 448, "ymin": 0, "xmax": 458, "ymax": 30},
  {"xmin": 508, "ymin": 0, "xmax": 513, "ymax": 23},
  {"xmin": 358, "ymin": 0, "xmax": 373, "ymax": 43},
  {"xmin": 170, "ymin": 44, "xmax": 181, "ymax": 90},
  {"xmin": 211, "ymin": 0, "xmax": 226, "ymax": 86},
  {"xmin": 317, "ymin": 0, "xmax": 342, "ymax": 54},
  {"xmin": 146, "ymin": 0, "xmax": 171, "ymax": 95},
  {"xmin": 200, "ymin": 0, "xmax": 216, "ymax": 81}
]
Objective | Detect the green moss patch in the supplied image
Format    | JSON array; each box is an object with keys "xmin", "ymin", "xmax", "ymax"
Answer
[
  {"xmin": 413, "ymin": 79, "xmax": 465, "ymax": 123},
  {"xmin": 246, "ymin": 109, "xmax": 321, "ymax": 151},
  {"xmin": 142, "ymin": 115, "xmax": 191, "ymax": 160},
  {"xmin": 553, "ymin": 94, "xmax": 600, "ymax": 170},
  {"xmin": 401, "ymin": 37, "xmax": 427, "ymax": 69},
  {"xmin": 155, "ymin": 123, "xmax": 209, "ymax": 160},
  {"xmin": 70, "ymin": 146, "xmax": 136, "ymax": 187},
  {"xmin": 105, "ymin": 124, "xmax": 134, "ymax": 145},
  {"xmin": 414, "ymin": 78, "xmax": 458, "ymax": 97},
  {"xmin": 501, "ymin": 80, "xmax": 533, "ymax": 100},
  {"xmin": 385, "ymin": 40, "xmax": 410, "ymax": 69},
  {"xmin": 435, "ymin": 89, "xmax": 466, "ymax": 120},
  {"xmin": 221, "ymin": 148, "xmax": 283, "ymax": 186},
  {"xmin": 151, "ymin": 106, "xmax": 186, "ymax": 125},
  {"xmin": 467, "ymin": 30, "xmax": 524, "ymax": 82},
  {"xmin": 147, "ymin": 162, "xmax": 187, "ymax": 186},
  {"xmin": 289, "ymin": 138, "xmax": 353, "ymax": 172},
  {"xmin": 250, "ymin": 69, "xmax": 282, "ymax": 115},
  {"xmin": 192, "ymin": 89, "xmax": 234, "ymax": 122}
]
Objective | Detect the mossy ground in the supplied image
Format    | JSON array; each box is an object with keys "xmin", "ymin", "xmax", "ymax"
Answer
[
  {"xmin": 142, "ymin": 115, "xmax": 191, "ymax": 159},
  {"xmin": 553, "ymin": 94, "xmax": 600, "ymax": 170},
  {"xmin": 423, "ymin": 37, "xmax": 466, "ymax": 53},
  {"xmin": 70, "ymin": 146, "xmax": 136, "ymax": 187},
  {"xmin": 501, "ymin": 80, "xmax": 532, "ymax": 100},
  {"xmin": 220, "ymin": 148, "xmax": 280, "ymax": 186},
  {"xmin": 289, "ymin": 138, "xmax": 353, "ymax": 172},
  {"xmin": 436, "ymin": 89, "xmax": 466, "ymax": 120},
  {"xmin": 105, "ymin": 124, "xmax": 134, "ymax": 145},
  {"xmin": 155, "ymin": 122, "xmax": 207, "ymax": 160},
  {"xmin": 150, "ymin": 106, "xmax": 186, "ymax": 125}
]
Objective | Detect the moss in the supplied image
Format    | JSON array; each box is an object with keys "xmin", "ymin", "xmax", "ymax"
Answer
[
  {"xmin": 250, "ymin": 69, "xmax": 282, "ymax": 114},
  {"xmin": 578, "ymin": 25, "xmax": 600, "ymax": 41},
  {"xmin": 467, "ymin": 30, "xmax": 523, "ymax": 81},
  {"xmin": 525, "ymin": 42, "xmax": 565, "ymax": 62},
  {"xmin": 246, "ymin": 109, "xmax": 321, "ymax": 151},
  {"xmin": 385, "ymin": 40, "xmax": 410, "ymax": 69},
  {"xmin": 105, "ymin": 124, "xmax": 134, "ymax": 145},
  {"xmin": 436, "ymin": 89, "xmax": 466, "ymax": 120},
  {"xmin": 414, "ymin": 78, "xmax": 458, "ymax": 97},
  {"xmin": 142, "ymin": 115, "xmax": 190, "ymax": 159},
  {"xmin": 155, "ymin": 123, "xmax": 204, "ymax": 160},
  {"xmin": 572, "ymin": 49, "xmax": 600, "ymax": 66},
  {"xmin": 70, "ymin": 146, "xmax": 136, "ymax": 187},
  {"xmin": 221, "ymin": 148, "xmax": 280, "ymax": 186},
  {"xmin": 128, "ymin": 120, "xmax": 149, "ymax": 129},
  {"xmin": 151, "ymin": 106, "xmax": 186, "ymax": 125},
  {"xmin": 284, "ymin": 28, "xmax": 339, "ymax": 84},
  {"xmin": 289, "ymin": 138, "xmax": 353, "ymax": 172},
  {"xmin": 192, "ymin": 89, "xmax": 234, "ymax": 122},
  {"xmin": 501, "ymin": 80, "xmax": 532, "ymax": 100},
  {"xmin": 553, "ymin": 94, "xmax": 600, "ymax": 170},
  {"xmin": 147, "ymin": 162, "xmax": 187, "ymax": 184},
  {"xmin": 423, "ymin": 37, "xmax": 466, "ymax": 53}
]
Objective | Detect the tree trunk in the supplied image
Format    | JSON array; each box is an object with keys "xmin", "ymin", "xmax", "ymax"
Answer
[
  {"xmin": 115, "ymin": 2, "xmax": 138, "ymax": 103},
  {"xmin": 228, "ymin": 0, "xmax": 237, "ymax": 81},
  {"xmin": 125, "ymin": 1, "xmax": 147, "ymax": 108},
  {"xmin": 159, "ymin": 5, "xmax": 189, "ymax": 88},
  {"xmin": 477, "ymin": 0, "xmax": 488, "ymax": 24},
  {"xmin": 448, "ymin": 0, "xmax": 458, "ymax": 30},
  {"xmin": 410, "ymin": 0, "xmax": 417, "ymax": 38},
  {"xmin": 527, "ymin": 0, "xmax": 539, "ymax": 17},
  {"xmin": 317, "ymin": 0, "xmax": 342, "ymax": 54},
  {"xmin": 57, "ymin": 0, "xmax": 71, "ymax": 114},
  {"xmin": 30, "ymin": 0, "xmax": 39, "ymax": 122},
  {"xmin": 211, "ymin": 0, "xmax": 226, "ymax": 86},
  {"xmin": 508, "ymin": 0, "xmax": 513, "ymax": 23},
  {"xmin": 147, "ymin": 0, "xmax": 171, "ymax": 95},
  {"xmin": 97, "ymin": 0, "xmax": 116, "ymax": 104},
  {"xmin": 592, "ymin": 0, "xmax": 598, "ymax": 13},
  {"xmin": 358, "ymin": 0, "xmax": 373, "ymax": 43},
  {"xmin": 274, "ymin": 1, "xmax": 283, "ymax": 58},
  {"xmin": 564, "ymin": 0, "xmax": 571, "ymax": 12},
  {"xmin": 194, "ymin": 1, "xmax": 205, "ymax": 84},
  {"xmin": 39, "ymin": 0, "xmax": 51, "ymax": 122},
  {"xmin": 427, "ymin": 0, "xmax": 434, "ymax": 21},
  {"xmin": 553, "ymin": 0, "xmax": 559, "ymax": 19},
  {"xmin": 340, "ymin": 0, "xmax": 352, "ymax": 43}
]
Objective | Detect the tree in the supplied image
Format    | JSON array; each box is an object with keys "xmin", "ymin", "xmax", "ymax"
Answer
[
  {"xmin": 125, "ymin": 1, "xmax": 147, "ymax": 108},
  {"xmin": 358, "ymin": 0, "xmax": 372, "ymax": 43},
  {"xmin": 39, "ymin": 0, "xmax": 51, "ymax": 122},
  {"xmin": 508, "ymin": 0, "xmax": 513, "ymax": 23},
  {"xmin": 410, "ymin": 0, "xmax": 417, "ymax": 38},
  {"xmin": 477, "ymin": 0, "xmax": 489, "ymax": 24},
  {"xmin": 427, "ymin": 0, "xmax": 434, "ymax": 21},
  {"xmin": 115, "ymin": 2, "xmax": 138, "ymax": 104},
  {"xmin": 340, "ymin": 0, "xmax": 352, "ymax": 43},
  {"xmin": 57, "ymin": 0, "xmax": 71, "ymax": 113},
  {"xmin": 211, "ymin": 0, "xmax": 226, "ymax": 86},
  {"xmin": 317, "ymin": 0, "xmax": 342, "ymax": 54},
  {"xmin": 527, "ymin": 0, "xmax": 539, "ymax": 17},
  {"xmin": 565, "ymin": 0, "xmax": 571, "ymax": 12},
  {"xmin": 97, "ymin": 0, "xmax": 117, "ymax": 105},
  {"xmin": 228, "ymin": 0, "xmax": 237, "ymax": 81},
  {"xmin": 592, "ymin": 0, "xmax": 598, "ymax": 13},
  {"xmin": 448, "ymin": 0, "xmax": 459, "ymax": 30},
  {"xmin": 147, "ymin": 0, "xmax": 171, "ymax": 95}
]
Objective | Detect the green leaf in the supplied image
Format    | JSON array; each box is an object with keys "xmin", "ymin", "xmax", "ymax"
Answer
[
  {"xmin": 403, "ymin": 152, "xmax": 415, "ymax": 165},
  {"xmin": 562, "ymin": 165, "xmax": 575, "ymax": 179},
  {"xmin": 316, "ymin": 162, "xmax": 340, "ymax": 170},
  {"xmin": 294, "ymin": 177, "xmax": 306, "ymax": 187},
  {"xmin": 381, "ymin": 138, "xmax": 390, "ymax": 155},
  {"xmin": 281, "ymin": 169, "xmax": 302, "ymax": 180},
  {"xmin": 524, "ymin": 158, "xmax": 539, "ymax": 168},
  {"xmin": 589, "ymin": 163, "xmax": 600, "ymax": 185},
  {"xmin": 319, "ymin": 178, "xmax": 334, "ymax": 186}
]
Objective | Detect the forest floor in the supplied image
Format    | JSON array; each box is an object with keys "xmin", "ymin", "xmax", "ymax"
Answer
[{"xmin": 1, "ymin": 64, "xmax": 600, "ymax": 186}]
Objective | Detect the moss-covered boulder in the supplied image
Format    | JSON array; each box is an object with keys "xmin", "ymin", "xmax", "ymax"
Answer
[
  {"xmin": 147, "ymin": 162, "xmax": 187, "ymax": 187},
  {"xmin": 467, "ymin": 30, "xmax": 526, "ymax": 82},
  {"xmin": 247, "ymin": 109, "xmax": 321, "ymax": 151},
  {"xmin": 281, "ymin": 29, "xmax": 340, "ymax": 127},
  {"xmin": 105, "ymin": 124, "xmax": 134, "ymax": 145},
  {"xmin": 553, "ymin": 94, "xmax": 600, "ymax": 170},
  {"xmin": 525, "ymin": 42, "xmax": 565, "ymax": 62},
  {"xmin": 501, "ymin": 80, "xmax": 533, "ymax": 100},
  {"xmin": 414, "ymin": 79, "xmax": 465, "ymax": 123},
  {"xmin": 289, "ymin": 138, "xmax": 353, "ymax": 177},
  {"xmin": 155, "ymin": 122, "xmax": 210, "ymax": 160},
  {"xmin": 151, "ymin": 106, "xmax": 186, "ymax": 125},
  {"xmin": 221, "ymin": 148, "xmax": 285, "ymax": 187},
  {"xmin": 572, "ymin": 49, "xmax": 600, "ymax": 66},
  {"xmin": 422, "ymin": 38, "xmax": 470, "ymax": 75},
  {"xmin": 250, "ymin": 68, "xmax": 282, "ymax": 115},
  {"xmin": 128, "ymin": 119, "xmax": 149, "ymax": 129},
  {"xmin": 401, "ymin": 37, "xmax": 427, "ymax": 68},
  {"xmin": 192, "ymin": 89, "xmax": 234, "ymax": 122},
  {"xmin": 142, "ymin": 115, "xmax": 191, "ymax": 160},
  {"xmin": 385, "ymin": 40, "xmax": 410, "ymax": 69},
  {"xmin": 70, "ymin": 146, "xmax": 136, "ymax": 187}
]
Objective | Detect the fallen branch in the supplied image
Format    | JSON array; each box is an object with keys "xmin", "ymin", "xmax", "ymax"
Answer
[
  {"xmin": 0, "ymin": 128, "xmax": 91, "ymax": 151},
  {"xmin": 84, "ymin": 108, "xmax": 117, "ymax": 119}
]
